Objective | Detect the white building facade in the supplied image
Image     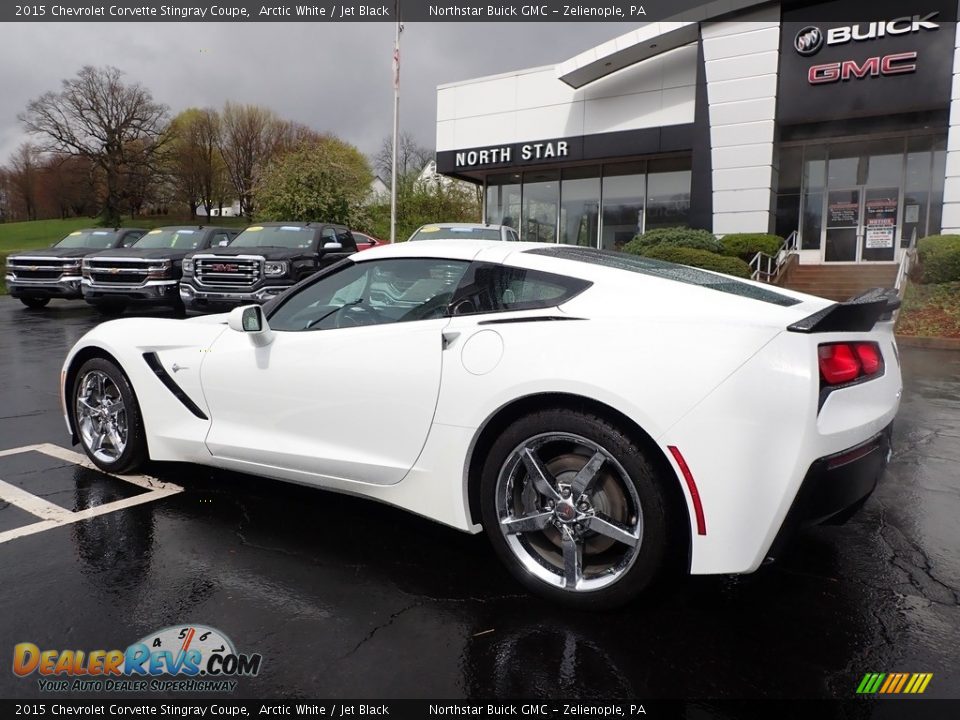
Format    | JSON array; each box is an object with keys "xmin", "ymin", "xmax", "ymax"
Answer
[{"xmin": 436, "ymin": 0, "xmax": 959, "ymax": 265}]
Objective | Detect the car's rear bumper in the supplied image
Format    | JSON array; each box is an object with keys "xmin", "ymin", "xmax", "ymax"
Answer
[
  {"xmin": 766, "ymin": 423, "xmax": 893, "ymax": 560},
  {"xmin": 7, "ymin": 276, "xmax": 83, "ymax": 299}
]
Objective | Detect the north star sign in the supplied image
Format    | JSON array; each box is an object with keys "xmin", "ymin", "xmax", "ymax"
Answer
[{"xmin": 455, "ymin": 140, "xmax": 570, "ymax": 169}]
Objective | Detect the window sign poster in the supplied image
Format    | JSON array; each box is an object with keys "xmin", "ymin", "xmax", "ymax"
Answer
[
  {"xmin": 866, "ymin": 228, "xmax": 895, "ymax": 248},
  {"xmin": 905, "ymin": 204, "xmax": 920, "ymax": 223},
  {"xmin": 828, "ymin": 201, "xmax": 858, "ymax": 226}
]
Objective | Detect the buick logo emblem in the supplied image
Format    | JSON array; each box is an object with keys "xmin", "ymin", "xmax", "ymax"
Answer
[{"xmin": 795, "ymin": 26, "xmax": 824, "ymax": 56}]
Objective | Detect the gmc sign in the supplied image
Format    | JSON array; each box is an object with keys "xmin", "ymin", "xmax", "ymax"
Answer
[{"xmin": 808, "ymin": 51, "xmax": 918, "ymax": 84}]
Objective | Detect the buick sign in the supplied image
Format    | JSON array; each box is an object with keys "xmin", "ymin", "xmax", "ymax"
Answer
[{"xmin": 795, "ymin": 26, "xmax": 824, "ymax": 56}]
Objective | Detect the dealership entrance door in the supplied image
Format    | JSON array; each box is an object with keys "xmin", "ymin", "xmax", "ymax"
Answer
[{"xmin": 824, "ymin": 186, "xmax": 899, "ymax": 263}]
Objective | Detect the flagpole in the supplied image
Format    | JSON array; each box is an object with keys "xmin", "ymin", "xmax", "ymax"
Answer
[{"xmin": 390, "ymin": 0, "xmax": 401, "ymax": 243}]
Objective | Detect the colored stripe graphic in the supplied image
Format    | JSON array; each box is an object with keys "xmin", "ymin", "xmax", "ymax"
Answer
[{"xmin": 857, "ymin": 672, "xmax": 932, "ymax": 694}]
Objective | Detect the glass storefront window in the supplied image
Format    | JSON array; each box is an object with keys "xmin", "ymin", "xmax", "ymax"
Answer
[
  {"xmin": 646, "ymin": 158, "xmax": 691, "ymax": 229},
  {"xmin": 929, "ymin": 136, "xmax": 947, "ymax": 237},
  {"xmin": 601, "ymin": 162, "xmax": 645, "ymax": 252},
  {"xmin": 803, "ymin": 146, "xmax": 826, "ymax": 191},
  {"xmin": 779, "ymin": 147, "xmax": 803, "ymax": 195},
  {"xmin": 559, "ymin": 167, "xmax": 600, "ymax": 246},
  {"xmin": 801, "ymin": 192, "xmax": 824, "ymax": 250},
  {"xmin": 485, "ymin": 173, "xmax": 522, "ymax": 229},
  {"xmin": 522, "ymin": 170, "xmax": 559, "ymax": 243}
]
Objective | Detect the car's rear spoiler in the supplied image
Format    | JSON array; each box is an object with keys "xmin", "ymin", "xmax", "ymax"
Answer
[{"xmin": 787, "ymin": 287, "xmax": 901, "ymax": 334}]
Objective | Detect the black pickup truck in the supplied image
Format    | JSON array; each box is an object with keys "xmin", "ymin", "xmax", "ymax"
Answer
[
  {"xmin": 179, "ymin": 222, "xmax": 357, "ymax": 312},
  {"xmin": 5, "ymin": 228, "xmax": 147, "ymax": 309},
  {"xmin": 81, "ymin": 226, "xmax": 239, "ymax": 316}
]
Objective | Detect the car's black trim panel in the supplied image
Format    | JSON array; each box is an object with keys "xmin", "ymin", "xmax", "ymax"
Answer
[
  {"xmin": 142, "ymin": 352, "xmax": 209, "ymax": 420},
  {"xmin": 477, "ymin": 315, "xmax": 584, "ymax": 325},
  {"xmin": 767, "ymin": 423, "xmax": 893, "ymax": 561}
]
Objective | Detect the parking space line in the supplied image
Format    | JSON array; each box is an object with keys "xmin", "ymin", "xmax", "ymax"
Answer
[{"xmin": 0, "ymin": 443, "xmax": 184, "ymax": 545}]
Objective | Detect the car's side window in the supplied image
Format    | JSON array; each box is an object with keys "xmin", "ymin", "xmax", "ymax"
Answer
[
  {"xmin": 211, "ymin": 232, "xmax": 231, "ymax": 247},
  {"xmin": 122, "ymin": 232, "xmax": 143, "ymax": 247},
  {"xmin": 268, "ymin": 258, "xmax": 470, "ymax": 332},
  {"xmin": 449, "ymin": 262, "xmax": 591, "ymax": 316},
  {"xmin": 320, "ymin": 227, "xmax": 338, "ymax": 246}
]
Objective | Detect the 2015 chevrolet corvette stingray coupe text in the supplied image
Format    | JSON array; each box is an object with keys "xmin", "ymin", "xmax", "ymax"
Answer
[{"xmin": 61, "ymin": 240, "xmax": 902, "ymax": 608}]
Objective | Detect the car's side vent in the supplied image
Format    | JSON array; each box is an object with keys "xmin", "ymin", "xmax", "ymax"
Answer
[{"xmin": 142, "ymin": 352, "xmax": 209, "ymax": 420}]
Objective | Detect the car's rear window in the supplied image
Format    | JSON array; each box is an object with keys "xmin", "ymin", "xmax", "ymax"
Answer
[
  {"xmin": 411, "ymin": 226, "xmax": 501, "ymax": 241},
  {"xmin": 525, "ymin": 246, "xmax": 801, "ymax": 307}
]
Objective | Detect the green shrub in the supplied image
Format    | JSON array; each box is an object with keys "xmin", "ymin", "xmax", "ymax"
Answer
[
  {"xmin": 635, "ymin": 245, "xmax": 752, "ymax": 278},
  {"xmin": 917, "ymin": 235, "xmax": 960, "ymax": 284},
  {"xmin": 624, "ymin": 227, "xmax": 722, "ymax": 254},
  {"xmin": 720, "ymin": 233, "xmax": 783, "ymax": 261}
]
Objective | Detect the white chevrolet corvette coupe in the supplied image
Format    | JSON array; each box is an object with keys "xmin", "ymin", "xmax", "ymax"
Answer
[{"xmin": 61, "ymin": 240, "xmax": 902, "ymax": 607}]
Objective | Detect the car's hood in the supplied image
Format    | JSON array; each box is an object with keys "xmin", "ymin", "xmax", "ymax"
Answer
[
  {"xmin": 9, "ymin": 247, "xmax": 101, "ymax": 260},
  {"xmin": 189, "ymin": 246, "xmax": 306, "ymax": 260},
  {"xmin": 86, "ymin": 247, "xmax": 194, "ymax": 261}
]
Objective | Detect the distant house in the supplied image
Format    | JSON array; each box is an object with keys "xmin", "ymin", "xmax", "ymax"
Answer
[
  {"xmin": 196, "ymin": 200, "xmax": 242, "ymax": 218},
  {"xmin": 368, "ymin": 176, "xmax": 389, "ymax": 203}
]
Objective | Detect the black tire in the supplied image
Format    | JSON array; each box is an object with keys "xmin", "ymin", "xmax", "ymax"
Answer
[
  {"xmin": 171, "ymin": 297, "xmax": 187, "ymax": 318},
  {"xmin": 93, "ymin": 301, "xmax": 127, "ymax": 317},
  {"xmin": 480, "ymin": 408, "xmax": 674, "ymax": 610},
  {"xmin": 20, "ymin": 297, "xmax": 50, "ymax": 309},
  {"xmin": 71, "ymin": 357, "xmax": 148, "ymax": 474}
]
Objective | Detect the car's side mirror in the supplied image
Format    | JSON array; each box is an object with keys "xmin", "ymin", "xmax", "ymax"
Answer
[
  {"xmin": 322, "ymin": 241, "xmax": 343, "ymax": 251},
  {"xmin": 227, "ymin": 305, "xmax": 274, "ymax": 347}
]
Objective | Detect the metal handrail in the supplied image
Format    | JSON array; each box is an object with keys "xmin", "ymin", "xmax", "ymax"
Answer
[
  {"xmin": 894, "ymin": 227, "xmax": 918, "ymax": 297},
  {"xmin": 750, "ymin": 230, "xmax": 798, "ymax": 282}
]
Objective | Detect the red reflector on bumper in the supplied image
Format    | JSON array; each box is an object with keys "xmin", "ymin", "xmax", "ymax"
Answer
[{"xmin": 668, "ymin": 446, "xmax": 706, "ymax": 536}]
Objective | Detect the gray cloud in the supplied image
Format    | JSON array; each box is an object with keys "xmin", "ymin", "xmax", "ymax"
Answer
[{"xmin": 0, "ymin": 21, "xmax": 637, "ymax": 166}]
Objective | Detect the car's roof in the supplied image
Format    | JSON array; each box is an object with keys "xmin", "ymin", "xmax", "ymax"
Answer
[{"xmin": 418, "ymin": 223, "xmax": 506, "ymax": 229}]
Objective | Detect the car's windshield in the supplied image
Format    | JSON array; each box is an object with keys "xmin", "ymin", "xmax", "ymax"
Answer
[
  {"xmin": 231, "ymin": 225, "xmax": 313, "ymax": 249},
  {"xmin": 53, "ymin": 230, "xmax": 118, "ymax": 249},
  {"xmin": 134, "ymin": 228, "xmax": 204, "ymax": 250},
  {"xmin": 410, "ymin": 226, "xmax": 501, "ymax": 241}
]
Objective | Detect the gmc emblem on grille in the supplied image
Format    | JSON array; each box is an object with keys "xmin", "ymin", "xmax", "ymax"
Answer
[{"xmin": 211, "ymin": 263, "xmax": 238, "ymax": 272}]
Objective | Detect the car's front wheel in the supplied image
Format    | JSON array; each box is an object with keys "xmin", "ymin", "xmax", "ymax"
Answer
[
  {"xmin": 72, "ymin": 358, "xmax": 147, "ymax": 474},
  {"xmin": 20, "ymin": 297, "xmax": 50, "ymax": 309},
  {"xmin": 481, "ymin": 409, "xmax": 674, "ymax": 609}
]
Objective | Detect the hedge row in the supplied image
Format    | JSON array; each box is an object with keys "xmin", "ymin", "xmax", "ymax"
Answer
[
  {"xmin": 635, "ymin": 245, "xmax": 752, "ymax": 278},
  {"xmin": 621, "ymin": 227, "xmax": 770, "ymax": 278},
  {"xmin": 917, "ymin": 235, "xmax": 960, "ymax": 284}
]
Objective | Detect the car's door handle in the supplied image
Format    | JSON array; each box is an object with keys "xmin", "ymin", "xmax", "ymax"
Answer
[{"xmin": 441, "ymin": 330, "xmax": 461, "ymax": 349}]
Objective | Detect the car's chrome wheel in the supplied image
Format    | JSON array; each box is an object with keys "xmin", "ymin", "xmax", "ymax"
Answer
[
  {"xmin": 72, "ymin": 358, "xmax": 147, "ymax": 474},
  {"xmin": 482, "ymin": 409, "xmax": 674, "ymax": 608},
  {"xmin": 76, "ymin": 370, "xmax": 128, "ymax": 464},
  {"xmin": 495, "ymin": 432, "xmax": 644, "ymax": 593}
]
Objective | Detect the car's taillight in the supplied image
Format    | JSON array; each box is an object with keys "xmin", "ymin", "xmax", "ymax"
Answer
[{"xmin": 818, "ymin": 342, "xmax": 883, "ymax": 386}]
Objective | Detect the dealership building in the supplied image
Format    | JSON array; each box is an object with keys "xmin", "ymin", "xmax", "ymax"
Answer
[{"xmin": 435, "ymin": 0, "xmax": 960, "ymax": 267}]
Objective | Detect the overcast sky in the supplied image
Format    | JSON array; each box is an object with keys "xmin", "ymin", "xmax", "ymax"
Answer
[{"xmin": 0, "ymin": 22, "xmax": 637, "ymax": 169}]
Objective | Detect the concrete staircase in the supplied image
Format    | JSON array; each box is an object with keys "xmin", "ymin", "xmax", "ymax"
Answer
[{"xmin": 778, "ymin": 264, "xmax": 898, "ymax": 302}]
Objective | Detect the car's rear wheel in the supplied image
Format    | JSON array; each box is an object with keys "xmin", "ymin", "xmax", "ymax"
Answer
[
  {"xmin": 72, "ymin": 358, "xmax": 147, "ymax": 474},
  {"xmin": 20, "ymin": 297, "xmax": 50, "ymax": 309},
  {"xmin": 480, "ymin": 409, "xmax": 673, "ymax": 609}
]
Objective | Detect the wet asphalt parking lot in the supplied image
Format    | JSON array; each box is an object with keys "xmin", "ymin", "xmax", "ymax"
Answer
[{"xmin": 0, "ymin": 295, "xmax": 958, "ymax": 702}]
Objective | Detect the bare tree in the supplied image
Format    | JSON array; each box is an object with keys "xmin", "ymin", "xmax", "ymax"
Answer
[
  {"xmin": 9, "ymin": 143, "xmax": 43, "ymax": 221},
  {"xmin": 18, "ymin": 65, "xmax": 169, "ymax": 226},
  {"xmin": 373, "ymin": 131, "xmax": 432, "ymax": 183},
  {"xmin": 217, "ymin": 102, "xmax": 287, "ymax": 220}
]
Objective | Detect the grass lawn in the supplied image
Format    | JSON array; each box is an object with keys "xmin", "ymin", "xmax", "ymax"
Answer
[
  {"xmin": 897, "ymin": 281, "xmax": 960, "ymax": 338},
  {"xmin": 1, "ymin": 216, "xmax": 250, "ymax": 295}
]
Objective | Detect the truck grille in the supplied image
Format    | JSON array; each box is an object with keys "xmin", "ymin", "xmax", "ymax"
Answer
[
  {"xmin": 86, "ymin": 259, "xmax": 153, "ymax": 286},
  {"xmin": 195, "ymin": 257, "xmax": 262, "ymax": 287},
  {"xmin": 8, "ymin": 259, "xmax": 69, "ymax": 280}
]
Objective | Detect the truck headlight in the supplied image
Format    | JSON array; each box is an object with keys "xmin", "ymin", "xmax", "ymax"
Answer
[
  {"xmin": 147, "ymin": 261, "xmax": 172, "ymax": 279},
  {"xmin": 62, "ymin": 261, "xmax": 81, "ymax": 276},
  {"xmin": 182, "ymin": 259, "xmax": 194, "ymax": 274},
  {"xmin": 264, "ymin": 261, "xmax": 288, "ymax": 276}
]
